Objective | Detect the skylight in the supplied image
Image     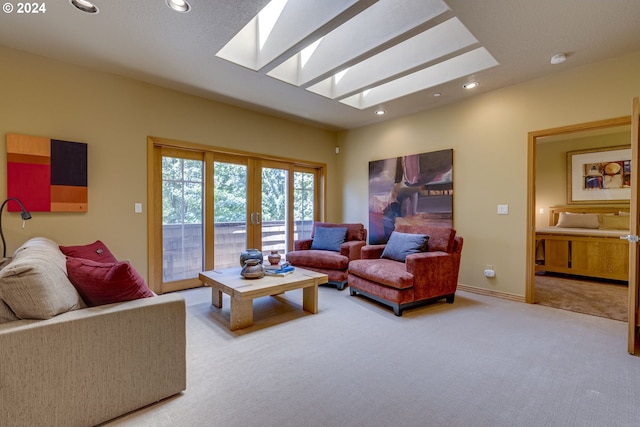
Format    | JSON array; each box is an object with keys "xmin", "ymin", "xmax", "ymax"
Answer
[
  {"xmin": 300, "ymin": 38, "xmax": 323, "ymax": 69},
  {"xmin": 258, "ymin": 0, "xmax": 288, "ymax": 50},
  {"xmin": 334, "ymin": 68, "xmax": 349, "ymax": 84},
  {"xmin": 216, "ymin": 0, "xmax": 500, "ymax": 111}
]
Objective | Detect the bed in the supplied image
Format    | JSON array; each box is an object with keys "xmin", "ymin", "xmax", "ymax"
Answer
[{"xmin": 535, "ymin": 205, "xmax": 630, "ymax": 281}]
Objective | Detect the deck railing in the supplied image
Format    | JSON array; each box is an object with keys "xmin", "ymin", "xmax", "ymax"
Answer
[{"xmin": 162, "ymin": 220, "xmax": 313, "ymax": 282}]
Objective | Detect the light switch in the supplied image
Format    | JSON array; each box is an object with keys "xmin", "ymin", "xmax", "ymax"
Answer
[
  {"xmin": 134, "ymin": 203, "xmax": 142, "ymax": 213},
  {"xmin": 497, "ymin": 204, "xmax": 509, "ymax": 215}
]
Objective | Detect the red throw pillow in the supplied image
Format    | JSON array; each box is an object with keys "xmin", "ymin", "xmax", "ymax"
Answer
[
  {"xmin": 66, "ymin": 258, "xmax": 155, "ymax": 306},
  {"xmin": 59, "ymin": 240, "xmax": 118, "ymax": 263}
]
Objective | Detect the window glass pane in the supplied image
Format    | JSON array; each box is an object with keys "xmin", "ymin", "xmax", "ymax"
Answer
[
  {"xmin": 262, "ymin": 167, "xmax": 287, "ymax": 256},
  {"xmin": 183, "ymin": 159, "xmax": 203, "ymax": 182},
  {"xmin": 162, "ymin": 156, "xmax": 204, "ymax": 282},
  {"xmin": 294, "ymin": 171, "xmax": 314, "ymax": 241},
  {"xmin": 214, "ymin": 161, "xmax": 248, "ymax": 269},
  {"xmin": 162, "ymin": 156, "xmax": 182, "ymax": 181}
]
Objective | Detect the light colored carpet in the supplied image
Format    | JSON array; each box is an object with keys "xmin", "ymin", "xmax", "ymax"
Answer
[
  {"xmin": 535, "ymin": 273, "xmax": 628, "ymax": 322},
  {"xmin": 104, "ymin": 285, "xmax": 640, "ymax": 427}
]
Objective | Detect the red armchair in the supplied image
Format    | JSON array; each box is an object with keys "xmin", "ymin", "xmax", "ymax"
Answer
[
  {"xmin": 348, "ymin": 224, "xmax": 463, "ymax": 316},
  {"xmin": 286, "ymin": 222, "xmax": 367, "ymax": 290}
]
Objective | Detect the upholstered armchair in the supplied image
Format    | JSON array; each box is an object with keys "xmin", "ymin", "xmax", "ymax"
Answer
[
  {"xmin": 348, "ymin": 224, "xmax": 463, "ymax": 315},
  {"xmin": 286, "ymin": 222, "xmax": 367, "ymax": 290}
]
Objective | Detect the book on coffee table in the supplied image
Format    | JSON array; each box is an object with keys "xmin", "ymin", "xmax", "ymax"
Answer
[{"xmin": 264, "ymin": 265, "xmax": 295, "ymax": 276}]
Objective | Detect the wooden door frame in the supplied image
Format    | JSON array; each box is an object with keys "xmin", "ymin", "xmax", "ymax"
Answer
[
  {"xmin": 526, "ymin": 116, "xmax": 631, "ymax": 304},
  {"xmin": 629, "ymin": 97, "xmax": 640, "ymax": 354}
]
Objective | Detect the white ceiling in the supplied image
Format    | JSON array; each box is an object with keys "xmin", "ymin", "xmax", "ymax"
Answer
[{"xmin": 1, "ymin": 0, "xmax": 639, "ymax": 130}]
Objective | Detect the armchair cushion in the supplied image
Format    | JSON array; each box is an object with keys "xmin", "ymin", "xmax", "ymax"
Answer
[
  {"xmin": 381, "ymin": 231, "xmax": 429, "ymax": 262},
  {"xmin": 361, "ymin": 244, "xmax": 386, "ymax": 259},
  {"xmin": 286, "ymin": 250, "xmax": 350, "ymax": 270},
  {"xmin": 311, "ymin": 227, "xmax": 347, "ymax": 252},
  {"xmin": 348, "ymin": 259, "xmax": 414, "ymax": 289},
  {"xmin": 395, "ymin": 224, "xmax": 456, "ymax": 252}
]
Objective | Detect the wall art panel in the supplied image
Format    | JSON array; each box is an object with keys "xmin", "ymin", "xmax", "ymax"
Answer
[
  {"xmin": 369, "ymin": 149, "xmax": 453, "ymax": 244},
  {"xmin": 6, "ymin": 133, "xmax": 88, "ymax": 212}
]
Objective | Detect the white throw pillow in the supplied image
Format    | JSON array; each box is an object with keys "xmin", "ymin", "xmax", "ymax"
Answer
[
  {"xmin": 0, "ymin": 238, "xmax": 83, "ymax": 320},
  {"xmin": 555, "ymin": 212, "xmax": 599, "ymax": 229}
]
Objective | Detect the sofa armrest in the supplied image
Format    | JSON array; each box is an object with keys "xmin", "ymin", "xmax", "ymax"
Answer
[
  {"xmin": 340, "ymin": 240, "xmax": 366, "ymax": 261},
  {"xmin": 406, "ymin": 251, "xmax": 461, "ymax": 300},
  {"xmin": 294, "ymin": 239, "xmax": 313, "ymax": 251},
  {"xmin": 0, "ymin": 294, "xmax": 186, "ymax": 427},
  {"xmin": 361, "ymin": 244, "xmax": 386, "ymax": 259}
]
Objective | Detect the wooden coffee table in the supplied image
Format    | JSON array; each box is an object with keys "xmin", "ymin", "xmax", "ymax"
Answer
[{"xmin": 199, "ymin": 267, "xmax": 328, "ymax": 330}]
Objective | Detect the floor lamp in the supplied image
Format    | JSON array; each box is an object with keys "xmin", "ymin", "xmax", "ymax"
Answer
[{"xmin": 0, "ymin": 197, "xmax": 32, "ymax": 258}]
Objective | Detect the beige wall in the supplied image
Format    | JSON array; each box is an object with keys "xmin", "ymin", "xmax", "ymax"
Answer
[
  {"xmin": 0, "ymin": 46, "xmax": 339, "ymax": 280},
  {"xmin": 339, "ymin": 51, "xmax": 640, "ymax": 298},
  {"xmin": 3, "ymin": 44, "xmax": 640, "ymax": 299},
  {"xmin": 535, "ymin": 131, "xmax": 630, "ymax": 228}
]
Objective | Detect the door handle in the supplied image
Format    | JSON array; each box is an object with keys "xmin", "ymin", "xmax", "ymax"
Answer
[
  {"xmin": 621, "ymin": 234, "xmax": 640, "ymax": 243},
  {"xmin": 249, "ymin": 212, "xmax": 261, "ymax": 225}
]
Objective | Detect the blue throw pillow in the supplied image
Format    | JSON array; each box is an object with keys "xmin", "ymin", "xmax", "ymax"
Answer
[
  {"xmin": 381, "ymin": 231, "xmax": 429, "ymax": 262},
  {"xmin": 311, "ymin": 227, "xmax": 348, "ymax": 252}
]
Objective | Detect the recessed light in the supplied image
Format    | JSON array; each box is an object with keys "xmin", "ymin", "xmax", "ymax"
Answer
[
  {"xmin": 70, "ymin": 0, "xmax": 98, "ymax": 14},
  {"xmin": 167, "ymin": 0, "xmax": 190, "ymax": 13},
  {"xmin": 375, "ymin": 108, "xmax": 386, "ymax": 116},
  {"xmin": 433, "ymin": 92, "xmax": 442, "ymax": 97},
  {"xmin": 462, "ymin": 81, "xmax": 479, "ymax": 90},
  {"xmin": 550, "ymin": 53, "xmax": 566, "ymax": 65}
]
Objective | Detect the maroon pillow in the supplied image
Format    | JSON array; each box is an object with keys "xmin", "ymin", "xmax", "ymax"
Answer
[
  {"xmin": 59, "ymin": 240, "xmax": 118, "ymax": 263},
  {"xmin": 66, "ymin": 258, "xmax": 154, "ymax": 306}
]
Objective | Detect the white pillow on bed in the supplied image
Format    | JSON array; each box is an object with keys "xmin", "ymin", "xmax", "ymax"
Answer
[{"xmin": 555, "ymin": 212, "xmax": 599, "ymax": 229}]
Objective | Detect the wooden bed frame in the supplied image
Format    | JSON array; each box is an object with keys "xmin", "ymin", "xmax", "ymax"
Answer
[{"xmin": 535, "ymin": 205, "xmax": 630, "ymax": 281}]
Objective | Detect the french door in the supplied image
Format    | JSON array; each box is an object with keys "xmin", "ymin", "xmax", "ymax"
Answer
[
  {"xmin": 214, "ymin": 158, "xmax": 318, "ymax": 268},
  {"xmin": 148, "ymin": 138, "xmax": 324, "ymax": 293}
]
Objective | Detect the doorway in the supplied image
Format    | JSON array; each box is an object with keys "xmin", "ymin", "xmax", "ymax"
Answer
[
  {"xmin": 529, "ymin": 98, "xmax": 640, "ymax": 354},
  {"xmin": 529, "ymin": 119, "xmax": 632, "ymax": 320}
]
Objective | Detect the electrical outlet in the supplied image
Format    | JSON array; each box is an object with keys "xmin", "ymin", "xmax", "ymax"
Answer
[{"xmin": 484, "ymin": 264, "xmax": 495, "ymax": 278}]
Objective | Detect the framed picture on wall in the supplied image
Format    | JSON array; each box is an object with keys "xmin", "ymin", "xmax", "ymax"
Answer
[
  {"xmin": 368, "ymin": 149, "xmax": 453, "ymax": 244},
  {"xmin": 567, "ymin": 145, "xmax": 631, "ymax": 204}
]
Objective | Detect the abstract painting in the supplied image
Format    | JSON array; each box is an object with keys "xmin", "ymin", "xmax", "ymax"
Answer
[
  {"xmin": 6, "ymin": 133, "xmax": 88, "ymax": 212},
  {"xmin": 567, "ymin": 145, "xmax": 631, "ymax": 204},
  {"xmin": 369, "ymin": 149, "xmax": 453, "ymax": 244}
]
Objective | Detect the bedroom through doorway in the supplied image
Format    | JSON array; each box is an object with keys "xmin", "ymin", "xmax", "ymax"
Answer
[{"xmin": 529, "ymin": 118, "xmax": 631, "ymax": 322}]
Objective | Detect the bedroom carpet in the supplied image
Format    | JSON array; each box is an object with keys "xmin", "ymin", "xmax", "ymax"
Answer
[{"xmin": 534, "ymin": 273, "xmax": 628, "ymax": 322}]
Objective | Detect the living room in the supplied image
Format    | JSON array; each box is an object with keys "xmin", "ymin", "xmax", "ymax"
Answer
[
  {"xmin": 2, "ymin": 1, "xmax": 640, "ymax": 426},
  {"xmin": 2, "ymin": 47, "xmax": 640, "ymax": 306}
]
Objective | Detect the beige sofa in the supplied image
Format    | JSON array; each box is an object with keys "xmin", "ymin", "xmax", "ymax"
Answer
[{"xmin": 0, "ymin": 238, "xmax": 186, "ymax": 427}]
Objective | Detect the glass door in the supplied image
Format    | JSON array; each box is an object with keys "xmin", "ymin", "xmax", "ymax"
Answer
[
  {"xmin": 257, "ymin": 163, "xmax": 319, "ymax": 258},
  {"xmin": 158, "ymin": 148, "xmax": 205, "ymax": 292},
  {"xmin": 260, "ymin": 162, "xmax": 288, "ymax": 258},
  {"xmin": 293, "ymin": 169, "xmax": 317, "ymax": 242},
  {"xmin": 213, "ymin": 156, "xmax": 249, "ymax": 269},
  {"xmin": 149, "ymin": 137, "xmax": 325, "ymax": 292}
]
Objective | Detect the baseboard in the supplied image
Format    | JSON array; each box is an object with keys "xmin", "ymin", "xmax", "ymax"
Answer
[{"xmin": 457, "ymin": 284, "xmax": 526, "ymax": 303}]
